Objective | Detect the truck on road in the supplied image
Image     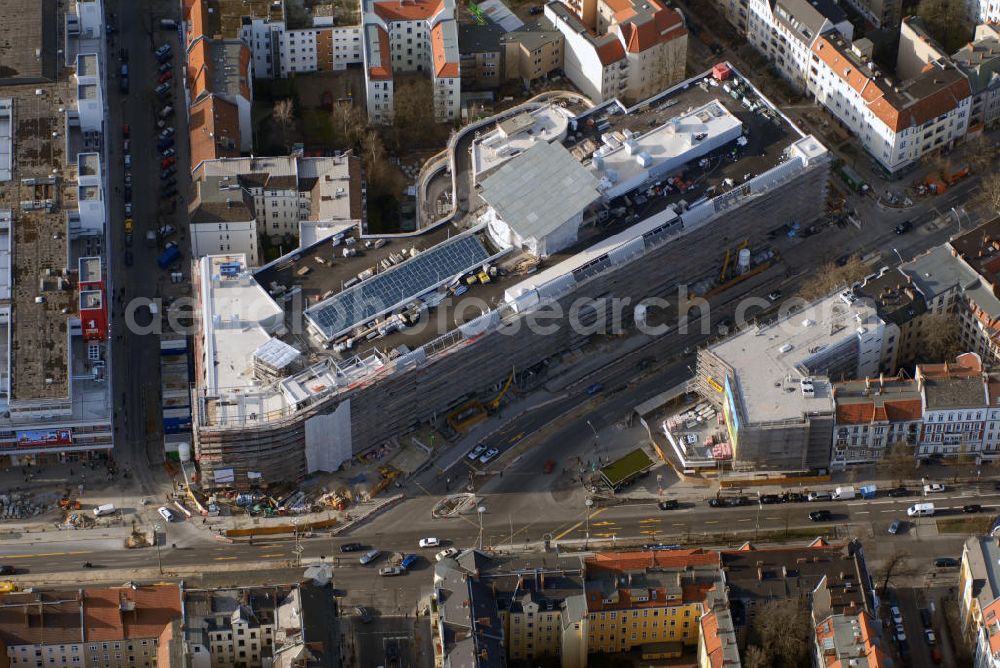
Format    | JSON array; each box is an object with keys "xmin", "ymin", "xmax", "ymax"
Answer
[
  {"xmin": 859, "ymin": 484, "xmax": 877, "ymax": 500},
  {"xmin": 832, "ymin": 486, "xmax": 856, "ymax": 500}
]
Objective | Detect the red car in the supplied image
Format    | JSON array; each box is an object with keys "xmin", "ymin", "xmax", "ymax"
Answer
[
  {"xmin": 160, "ymin": 156, "xmax": 176, "ymax": 169},
  {"xmin": 122, "ymin": 123, "xmax": 130, "ymax": 138},
  {"xmin": 158, "ymin": 70, "xmax": 173, "ymax": 84},
  {"xmin": 543, "ymin": 459, "xmax": 556, "ymax": 474}
]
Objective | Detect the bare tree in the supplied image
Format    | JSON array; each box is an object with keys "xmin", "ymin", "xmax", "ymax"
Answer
[
  {"xmin": 273, "ymin": 98, "xmax": 295, "ymax": 152},
  {"xmin": 391, "ymin": 76, "xmax": 439, "ymax": 149},
  {"xmin": 967, "ymin": 133, "xmax": 999, "ymax": 173},
  {"xmin": 922, "ymin": 313, "xmax": 962, "ymax": 362},
  {"xmin": 748, "ymin": 599, "xmax": 812, "ymax": 668},
  {"xmin": 744, "ymin": 645, "xmax": 770, "ymax": 668},
  {"xmin": 916, "ymin": 0, "xmax": 974, "ymax": 51},
  {"xmin": 797, "ymin": 255, "xmax": 870, "ymax": 302},
  {"xmin": 954, "ymin": 443, "xmax": 977, "ymax": 483},
  {"xmin": 879, "ymin": 442, "xmax": 915, "ymax": 486},
  {"xmin": 977, "ymin": 173, "xmax": 1000, "ymax": 214},
  {"xmin": 330, "ymin": 102, "xmax": 367, "ymax": 150},
  {"xmin": 875, "ymin": 548, "xmax": 915, "ymax": 595}
]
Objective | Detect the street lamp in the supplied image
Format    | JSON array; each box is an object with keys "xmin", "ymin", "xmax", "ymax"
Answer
[
  {"xmin": 892, "ymin": 247, "xmax": 905, "ymax": 265},
  {"xmin": 587, "ymin": 420, "xmax": 600, "ymax": 462},
  {"xmin": 152, "ymin": 524, "xmax": 162, "ymax": 575},
  {"xmin": 585, "ymin": 498, "xmax": 594, "ymax": 549},
  {"xmin": 477, "ymin": 506, "xmax": 487, "ymax": 550}
]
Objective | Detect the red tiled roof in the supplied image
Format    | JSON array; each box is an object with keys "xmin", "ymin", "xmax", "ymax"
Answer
[
  {"xmin": 431, "ymin": 24, "xmax": 459, "ymax": 78},
  {"xmin": 82, "ymin": 585, "xmax": 181, "ymax": 642},
  {"xmin": 238, "ymin": 43, "xmax": 252, "ymax": 101},
  {"xmin": 812, "ymin": 35, "xmax": 970, "ymax": 132},
  {"xmin": 372, "ymin": 0, "xmax": 444, "ymax": 22},
  {"xmin": 187, "ymin": 0, "xmax": 209, "ymax": 42},
  {"xmin": 189, "ymin": 95, "xmax": 241, "ymax": 169},
  {"xmin": 596, "ymin": 37, "xmax": 626, "ymax": 65},
  {"xmin": 369, "ymin": 26, "xmax": 393, "ymax": 80},
  {"xmin": 700, "ymin": 611, "xmax": 726, "ymax": 668},
  {"xmin": 0, "ymin": 591, "xmax": 84, "ymax": 646},
  {"xmin": 836, "ymin": 398, "xmax": 922, "ymax": 424},
  {"xmin": 187, "ymin": 37, "xmax": 210, "ymax": 100}
]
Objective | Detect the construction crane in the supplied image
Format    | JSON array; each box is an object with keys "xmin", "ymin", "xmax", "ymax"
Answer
[
  {"xmin": 719, "ymin": 239, "xmax": 748, "ymax": 283},
  {"xmin": 486, "ymin": 369, "xmax": 514, "ymax": 412}
]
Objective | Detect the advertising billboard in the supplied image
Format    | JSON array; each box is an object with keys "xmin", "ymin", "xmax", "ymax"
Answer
[
  {"xmin": 15, "ymin": 429, "xmax": 73, "ymax": 448},
  {"xmin": 722, "ymin": 376, "xmax": 740, "ymax": 450}
]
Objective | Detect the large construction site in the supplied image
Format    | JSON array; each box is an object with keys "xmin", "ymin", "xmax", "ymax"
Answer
[
  {"xmin": 0, "ymin": 0, "xmax": 113, "ymax": 465},
  {"xmin": 191, "ymin": 63, "xmax": 833, "ymax": 489}
]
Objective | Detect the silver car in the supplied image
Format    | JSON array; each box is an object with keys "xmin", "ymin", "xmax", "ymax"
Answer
[{"xmin": 359, "ymin": 549, "xmax": 381, "ymax": 565}]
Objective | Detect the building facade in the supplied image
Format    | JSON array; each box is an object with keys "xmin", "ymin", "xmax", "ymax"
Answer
[{"xmin": 545, "ymin": 0, "xmax": 687, "ymax": 104}]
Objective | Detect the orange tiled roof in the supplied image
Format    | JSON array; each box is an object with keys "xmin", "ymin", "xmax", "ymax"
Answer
[
  {"xmin": 596, "ymin": 37, "xmax": 626, "ymax": 65},
  {"xmin": 700, "ymin": 610, "xmax": 726, "ymax": 668},
  {"xmin": 836, "ymin": 398, "xmax": 922, "ymax": 424},
  {"xmin": 186, "ymin": 0, "xmax": 209, "ymax": 42},
  {"xmin": 812, "ymin": 35, "xmax": 969, "ymax": 132},
  {"xmin": 189, "ymin": 95, "xmax": 241, "ymax": 169},
  {"xmin": 373, "ymin": 0, "xmax": 444, "ymax": 22},
  {"xmin": 239, "ymin": 43, "xmax": 252, "ymax": 100},
  {"xmin": 431, "ymin": 23, "xmax": 459, "ymax": 78},
  {"xmin": 369, "ymin": 26, "xmax": 393, "ymax": 80},
  {"xmin": 187, "ymin": 37, "xmax": 210, "ymax": 100},
  {"xmin": 82, "ymin": 585, "xmax": 181, "ymax": 642}
]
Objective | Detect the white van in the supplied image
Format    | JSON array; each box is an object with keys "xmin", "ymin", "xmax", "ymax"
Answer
[
  {"xmin": 93, "ymin": 503, "xmax": 116, "ymax": 517},
  {"xmin": 907, "ymin": 503, "xmax": 935, "ymax": 517}
]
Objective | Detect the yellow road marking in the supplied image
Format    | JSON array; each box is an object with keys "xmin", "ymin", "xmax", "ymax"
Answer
[
  {"xmin": 0, "ymin": 550, "xmax": 91, "ymax": 559},
  {"xmin": 509, "ymin": 432, "xmax": 524, "ymax": 443},
  {"xmin": 552, "ymin": 507, "xmax": 607, "ymax": 541},
  {"xmin": 592, "ymin": 521, "xmax": 616, "ymax": 527},
  {"xmin": 260, "ymin": 553, "xmax": 283, "ymax": 558},
  {"xmin": 639, "ymin": 518, "xmax": 661, "ymax": 524},
  {"xmin": 640, "ymin": 530, "xmax": 658, "ymax": 535},
  {"xmin": 213, "ymin": 556, "xmax": 238, "ymax": 561},
  {"xmin": 705, "ymin": 520, "xmax": 719, "ymax": 525},
  {"xmin": 594, "ymin": 532, "xmax": 616, "ymax": 537}
]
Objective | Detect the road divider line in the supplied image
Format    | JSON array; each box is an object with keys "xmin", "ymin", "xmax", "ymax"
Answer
[
  {"xmin": 213, "ymin": 556, "xmax": 238, "ymax": 561},
  {"xmin": 0, "ymin": 550, "xmax": 91, "ymax": 559},
  {"xmin": 552, "ymin": 507, "xmax": 607, "ymax": 541}
]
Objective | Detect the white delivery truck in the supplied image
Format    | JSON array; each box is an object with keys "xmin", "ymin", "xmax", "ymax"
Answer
[
  {"xmin": 832, "ymin": 486, "xmax": 856, "ymax": 500},
  {"xmin": 93, "ymin": 503, "xmax": 116, "ymax": 517},
  {"xmin": 907, "ymin": 503, "xmax": 935, "ymax": 517}
]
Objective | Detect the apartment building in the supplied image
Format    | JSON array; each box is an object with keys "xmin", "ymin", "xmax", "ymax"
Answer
[
  {"xmin": 568, "ymin": 550, "xmax": 725, "ymax": 657},
  {"xmin": 188, "ymin": 154, "xmax": 363, "ymax": 263},
  {"xmin": 241, "ymin": 18, "xmax": 363, "ymax": 77},
  {"xmin": 182, "ymin": 0, "xmax": 254, "ymax": 164},
  {"xmin": 501, "ymin": 23, "xmax": 565, "ymax": 89},
  {"xmin": 967, "ymin": 0, "xmax": 1000, "ymax": 23},
  {"xmin": 953, "ymin": 24, "xmax": 1000, "ymax": 132},
  {"xmin": 840, "ymin": 0, "xmax": 902, "ymax": 29},
  {"xmin": 832, "ymin": 375, "xmax": 923, "ymax": 466},
  {"xmin": 902, "ymin": 219, "xmax": 1000, "ymax": 367},
  {"xmin": 183, "ymin": 585, "xmax": 319, "ymax": 667},
  {"xmin": 809, "ymin": 32, "xmax": 971, "ymax": 175},
  {"xmin": 459, "ymin": 23, "xmax": 506, "ymax": 90},
  {"xmin": 744, "ymin": 0, "xmax": 853, "ymax": 92},
  {"xmin": 814, "ymin": 610, "xmax": 892, "ymax": 668},
  {"xmin": 0, "ymin": 0, "xmax": 115, "ymax": 466},
  {"xmin": 433, "ymin": 542, "xmax": 878, "ymax": 667},
  {"xmin": 361, "ymin": 0, "xmax": 461, "ymax": 124},
  {"xmin": 544, "ymin": 0, "xmax": 687, "ymax": 104},
  {"xmin": 896, "ymin": 16, "xmax": 949, "ymax": 81},
  {"xmin": 0, "ymin": 586, "xmax": 182, "ymax": 668},
  {"xmin": 961, "ymin": 535, "xmax": 1000, "ymax": 668}
]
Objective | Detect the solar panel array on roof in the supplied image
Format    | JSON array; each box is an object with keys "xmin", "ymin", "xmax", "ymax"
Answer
[{"xmin": 305, "ymin": 234, "xmax": 492, "ymax": 340}]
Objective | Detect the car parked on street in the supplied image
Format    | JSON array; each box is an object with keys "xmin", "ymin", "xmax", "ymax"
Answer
[
  {"xmin": 379, "ymin": 565, "xmax": 404, "ymax": 576},
  {"xmin": 154, "ymin": 82, "xmax": 171, "ymax": 97},
  {"xmin": 354, "ymin": 606, "xmax": 373, "ymax": 623},
  {"xmin": 888, "ymin": 487, "xmax": 910, "ymax": 497},
  {"xmin": 964, "ymin": 504, "xmax": 983, "ymax": 513},
  {"xmin": 157, "ymin": 70, "xmax": 173, "ymax": 84},
  {"xmin": 759, "ymin": 494, "xmax": 781, "ymax": 504},
  {"xmin": 657, "ymin": 500, "xmax": 679, "ymax": 510},
  {"xmin": 934, "ymin": 557, "xmax": 959, "ymax": 568},
  {"xmin": 161, "ymin": 156, "xmax": 176, "ymax": 169},
  {"xmin": 924, "ymin": 483, "xmax": 946, "ymax": 494},
  {"xmin": 340, "ymin": 542, "xmax": 363, "ymax": 553},
  {"xmin": 0, "ymin": 565, "xmax": 15, "ymax": 575},
  {"xmin": 891, "ymin": 606, "xmax": 903, "ymax": 625},
  {"xmin": 807, "ymin": 492, "xmax": 832, "ymax": 502},
  {"xmin": 924, "ymin": 629, "xmax": 936, "ymax": 645},
  {"xmin": 467, "ymin": 444, "xmax": 486, "ymax": 461},
  {"xmin": 888, "ymin": 519, "xmax": 903, "ymax": 534},
  {"xmin": 157, "ymin": 506, "xmax": 176, "ymax": 522},
  {"xmin": 123, "ymin": 154, "xmax": 132, "ymax": 169},
  {"xmin": 400, "ymin": 554, "xmax": 419, "ymax": 570},
  {"xmin": 479, "ymin": 448, "xmax": 499, "ymax": 464},
  {"xmin": 895, "ymin": 625, "xmax": 906, "ymax": 642}
]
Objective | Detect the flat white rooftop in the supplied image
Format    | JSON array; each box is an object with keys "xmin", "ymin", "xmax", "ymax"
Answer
[
  {"xmin": 589, "ymin": 100, "xmax": 743, "ymax": 194},
  {"xmin": 709, "ymin": 294, "xmax": 882, "ymax": 424},
  {"xmin": 472, "ymin": 104, "xmax": 573, "ymax": 178},
  {"xmin": 199, "ymin": 254, "xmax": 285, "ymax": 394}
]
